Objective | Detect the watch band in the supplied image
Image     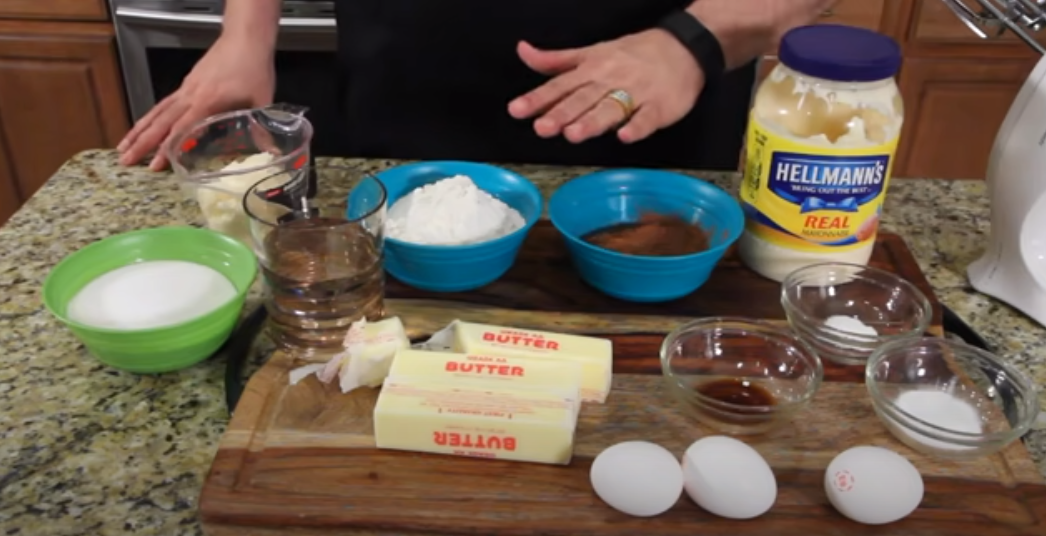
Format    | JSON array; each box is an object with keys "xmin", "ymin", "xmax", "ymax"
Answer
[{"xmin": 656, "ymin": 10, "xmax": 727, "ymax": 81}]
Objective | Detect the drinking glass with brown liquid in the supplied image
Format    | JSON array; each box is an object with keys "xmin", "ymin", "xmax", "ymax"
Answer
[{"xmin": 243, "ymin": 166, "xmax": 387, "ymax": 359}]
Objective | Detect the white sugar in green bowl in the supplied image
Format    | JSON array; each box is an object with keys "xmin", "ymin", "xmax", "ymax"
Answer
[{"xmin": 42, "ymin": 226, "xmax": 258, "ymax": 373}]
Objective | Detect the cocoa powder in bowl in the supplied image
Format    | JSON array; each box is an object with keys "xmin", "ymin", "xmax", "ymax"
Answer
[{"xmin": 582, "ymin": 213, "xmax": 712, "ymax": 256}]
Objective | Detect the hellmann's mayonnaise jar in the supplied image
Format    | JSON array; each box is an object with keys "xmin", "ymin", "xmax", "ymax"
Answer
[{"xmin": 739, "ymin": 24, "xmax": 904, "ymax": 282}]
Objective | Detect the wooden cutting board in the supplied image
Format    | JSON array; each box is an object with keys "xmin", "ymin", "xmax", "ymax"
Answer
[{"xmin": 199, "ymin": 223, "xmax": 1046, "ymax": 535}]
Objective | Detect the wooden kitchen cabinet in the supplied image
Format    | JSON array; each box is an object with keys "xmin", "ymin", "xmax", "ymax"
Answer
[
  {"xmin": 0, "ymin": 0, "xmax": 108, "ymax": 22},
  {"xmin": 0, "ymin": 148, "xmax": 21, "ymax": 225},
  {"xmin": 909, "ymin": 0, "xmax": 1046, "ymax": 52},
  {"xmin": 893, "ymin": 0, "xmax": 1039, "ymax": 177},
  {"xmin": 896, "ymin": 57, "xmax": 1034, "ymax": 179},
  {"xmin": 0, "ymin": 20, "xmax": 129, "ymax": 222}
]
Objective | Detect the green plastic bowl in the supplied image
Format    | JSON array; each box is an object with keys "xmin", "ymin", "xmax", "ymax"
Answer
[{"xmin": 42, "ymin": 226, "xmax": 258, "ymax": 373}]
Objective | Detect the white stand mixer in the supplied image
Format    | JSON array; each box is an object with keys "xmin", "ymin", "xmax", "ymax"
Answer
[{"xmin": 943, "ymin": 0, "xmax": 1046, "ymax": 327}]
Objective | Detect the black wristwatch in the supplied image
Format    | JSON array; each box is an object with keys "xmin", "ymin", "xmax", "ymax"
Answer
[{"xmin": 656, "ymin": 10, "xmax": 727, "ymax": 81}]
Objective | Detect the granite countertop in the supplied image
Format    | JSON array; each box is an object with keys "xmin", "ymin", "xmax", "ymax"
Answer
[{"xmin": 1, "ymin": 149, "xmax": 1044, "ymax": 535}]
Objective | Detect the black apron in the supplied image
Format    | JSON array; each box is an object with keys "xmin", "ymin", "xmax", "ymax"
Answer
[{"xmin": 331, "ymin": 0, "xmax": 755, "ymax": 170}]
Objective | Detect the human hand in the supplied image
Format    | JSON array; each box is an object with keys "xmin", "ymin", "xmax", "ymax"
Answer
[
  {"xmin": 117, "ymin": 35, "xmax": 276, "ymax": 171},
  {"xmin": 508, "ymin": 29, "xmax": 704, "ymax": 145}
]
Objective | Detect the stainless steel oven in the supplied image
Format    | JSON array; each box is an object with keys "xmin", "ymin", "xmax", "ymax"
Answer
[{"xmin": 110, "ymin": 0, "xmax": 346, "ymax": 155}]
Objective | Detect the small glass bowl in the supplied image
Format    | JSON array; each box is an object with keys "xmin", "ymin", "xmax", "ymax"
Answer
[
  {"xmin": 866, "ymin": 337, "xmax": 1040, "ymax": 459},
  {"xmin": 659, "ymin": 317, "xmax": 824, "ymax": 435},
  {"xmin": 781, "ymin": 262, "xmax": 933, "ymax": 366}
]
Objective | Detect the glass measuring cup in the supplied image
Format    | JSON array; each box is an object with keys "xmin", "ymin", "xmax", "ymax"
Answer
[
  {"xmin": 167, "ymin": 103, "xmax": 314, "ymax": 245},
  {"xmin": 243, "ymin": 166, "xmax": 387, "ymax": 359}
]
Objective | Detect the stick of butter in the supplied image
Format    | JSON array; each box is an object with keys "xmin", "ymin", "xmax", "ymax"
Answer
[
  {"xmin": 427, "ymin": 321, "xmax": 613, "ymax": 403},
  {"xmin": 387, "ymin": 349, "xmax": 583, "ymax": 414},
  {"xmin": 373, "ymin": 378, "xmax": 578, "ymax": 465}
]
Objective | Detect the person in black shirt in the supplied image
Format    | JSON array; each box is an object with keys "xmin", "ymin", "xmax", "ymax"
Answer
[{"xmin": 117, "ymin": 0, "xmax": 838, "ymax": 171}]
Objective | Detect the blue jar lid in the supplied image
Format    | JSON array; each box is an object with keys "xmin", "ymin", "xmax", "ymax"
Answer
[{"xmin": 778, "ymin": 24, "xmax": 901, "ymax": 82}]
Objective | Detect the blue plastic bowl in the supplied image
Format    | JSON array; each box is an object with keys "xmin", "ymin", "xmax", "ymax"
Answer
[
  {"xmin": 366, "ymin": 161, "xmax": 543, "ymax": 292},
  {"xmin": 549, "ymin": 169, "xmax": 744, "ymax": 302}
]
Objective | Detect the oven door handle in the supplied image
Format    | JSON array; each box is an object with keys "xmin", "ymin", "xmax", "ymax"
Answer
[{"xmin": 114, "ymin": 7, "xmax": 336, "ymax": 28}]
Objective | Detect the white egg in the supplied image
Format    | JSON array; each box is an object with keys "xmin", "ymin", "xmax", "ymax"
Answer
[
  {"xmin": 825, "ymin": 446, "xmax": 924, "ymax": 525},
  {"xmin": 590, "ymin": 441, "xmax": 683, "ymax": 517},
  {"xmin": 681, "ymin": 436, "xmax": 777, "ymax": 519}
]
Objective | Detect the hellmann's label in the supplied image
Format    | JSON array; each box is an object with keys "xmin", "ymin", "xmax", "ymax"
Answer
[
  {"xmin": 388, "ymin": 349, "xmax": 582, "ymax": 415},
  {"xmin": 373, "ymin": 378, "xmax": 578, "ymax": 465},
  {"xmin": 448, "ymin": 321, "xmax": 613, "ymax": 403},
  {"xmin": 740, "ymin": 114, "xmax": 900, "ymax": 252}
]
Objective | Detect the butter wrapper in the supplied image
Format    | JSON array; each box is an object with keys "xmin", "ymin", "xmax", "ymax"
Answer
[{"xmin": 289, "ymin": 316, "xmax": 411, "ymax": 393}]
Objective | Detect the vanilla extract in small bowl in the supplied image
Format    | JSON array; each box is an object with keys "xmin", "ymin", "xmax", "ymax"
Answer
[
  {"xmin": 660, "ymin": 317, "xmax": 823, "ymax": 435},
  {"xmin": 697, "ymin": 378, "xmax": 778, "ymax": 407},
  {"xmin": 693, "ymin": 379, "xmax": 778, "ymax": 426}
]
